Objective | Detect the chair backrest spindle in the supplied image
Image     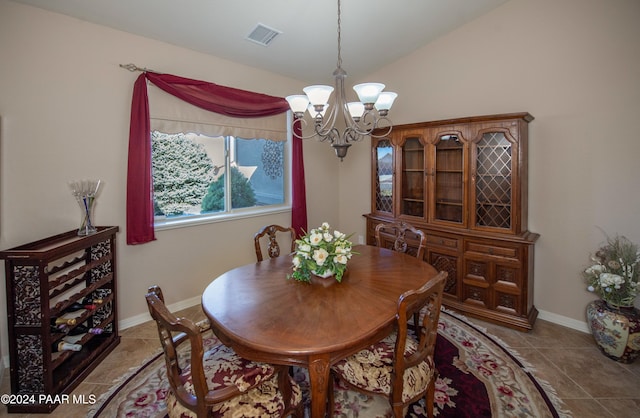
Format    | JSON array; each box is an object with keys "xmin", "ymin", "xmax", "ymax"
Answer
[{"xmin": 254, "ymin": 224, "xmax": 296, "ymax": 262}]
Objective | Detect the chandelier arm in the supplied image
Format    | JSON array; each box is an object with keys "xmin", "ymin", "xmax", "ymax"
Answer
[
  {"xmin": 341, "ymin": 127, "xmax": 364, "ymax": 144},
  {"xmin": 368, "ymin": 116, "xmax": 393, "ymax": 138},
  {"xmin": 292, "ymin": 118, "xmax": 328, "ymax": 140}
]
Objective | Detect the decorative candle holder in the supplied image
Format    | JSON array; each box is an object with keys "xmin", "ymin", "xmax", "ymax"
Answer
[{"xmin": 68, "ymin": 179, "xmax": 101, "ymax": 236}]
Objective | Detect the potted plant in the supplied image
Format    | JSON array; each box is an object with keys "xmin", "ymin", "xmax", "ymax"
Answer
[{"xmin": 583, "ymin": 233, "xmax": 640, "ymax": 363}]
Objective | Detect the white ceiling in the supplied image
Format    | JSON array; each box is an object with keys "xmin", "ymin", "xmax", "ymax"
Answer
[{"xmin": 12, "ymin": 0, "xmax": 508, "ymax": 84}]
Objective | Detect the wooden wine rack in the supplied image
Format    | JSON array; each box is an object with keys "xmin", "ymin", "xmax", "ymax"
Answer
[{"xmin": 0, "ymin": 226, "xmax": 120, "ymax": 413}]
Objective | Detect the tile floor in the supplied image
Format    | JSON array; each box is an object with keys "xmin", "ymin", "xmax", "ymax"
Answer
[{"xmin": 1, "ymin": 306, "xmax": 639, "ymax": 417}]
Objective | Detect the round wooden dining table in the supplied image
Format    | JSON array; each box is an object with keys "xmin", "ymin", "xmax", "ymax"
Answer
[{"xmin": 201, "ymin": 245, "xmax": 442, "ymax": 418}]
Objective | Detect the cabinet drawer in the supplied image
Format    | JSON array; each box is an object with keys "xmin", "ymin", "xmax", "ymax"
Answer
[
  {"xmin": 465, "ymin": 242, "xmax": 517, "ymax": 258},
  {"xmin": 427, "ymin": 234, "xmax": 460, "ymax": 250}
]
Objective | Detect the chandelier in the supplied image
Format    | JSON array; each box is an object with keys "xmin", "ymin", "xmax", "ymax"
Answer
[{"xmin": 286, "ymin": 0, "xmax": 396, "ymax": 161}]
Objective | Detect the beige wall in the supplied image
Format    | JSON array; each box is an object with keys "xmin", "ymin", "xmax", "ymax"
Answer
[
  {"xmin": 1, "ymin": 0, "xmax": 639, "ymax": 367},
  {"xmin": 341, "ymin": 0, "xmax": 640, "ymax": 329},
  {"xmin": 0, "ymin": 0, "xmax": 338, "ymax": 365}
]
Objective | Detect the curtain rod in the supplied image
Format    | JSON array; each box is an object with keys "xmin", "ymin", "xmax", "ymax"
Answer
[{"xmin": 119, "ymin": 63, "xmax": 158, "ymax": 73}]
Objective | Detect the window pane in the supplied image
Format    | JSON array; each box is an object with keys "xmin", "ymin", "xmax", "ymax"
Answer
[
  {"xmin": 233, "ymin": 138, "xmax": 285, "ymax": 208},
  {"xmin": 152, "ymin": 132, "xmax": 220, "ymax": 216}
]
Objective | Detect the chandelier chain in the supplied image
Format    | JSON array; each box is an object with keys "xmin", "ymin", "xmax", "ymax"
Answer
[{"xmin": 336, "ymin": 0, "xmax": 342, "ymax": 69}]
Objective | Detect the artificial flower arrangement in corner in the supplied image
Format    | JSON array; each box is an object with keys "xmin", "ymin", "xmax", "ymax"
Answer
[
  {"xmin": 288, "ymin": 222, "xmax": 356, "ymax": 283},
  {"xmin": 583, "ymin": 233, "xmax": 640, "ymax": 308}
]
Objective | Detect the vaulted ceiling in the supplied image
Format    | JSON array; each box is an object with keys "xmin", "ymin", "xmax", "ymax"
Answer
[{"xmin": 12, "ymin": 0, "xmax": 508, "ymax": 84}]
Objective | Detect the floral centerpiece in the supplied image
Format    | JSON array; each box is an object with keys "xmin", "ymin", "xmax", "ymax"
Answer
[
  {"xmin": 288, "ymin": 222, "xmax": 355, "ymax": 283},
  {"xmin": 583, "ymin": 234, "xmax": 640, "ymax": 307}
]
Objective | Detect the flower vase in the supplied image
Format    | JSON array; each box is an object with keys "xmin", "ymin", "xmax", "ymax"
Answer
[
  {"xmin": 76, "ymin": 195, "xmax": 97, "ymax": 236},
  {"xmin": 311, "ymin": 269, "xmax": 335, "ymax": 279},
  {"xmin": 69, "ymin": 179, "xmax": 101, "ymax": 236},
  {"xmin": 310, "ymin": 269, "xmax": 337, "ymax": 287},
  {"xmin": 586, "ymin": 299, "xmax": 640, "ymax": 363}
]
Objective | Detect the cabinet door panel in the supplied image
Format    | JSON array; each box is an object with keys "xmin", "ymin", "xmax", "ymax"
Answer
[
  {"xmin": 462, "ymin": 283, "xmax": 490, "ymax": 308},
  {"xmin": 495, "ymin": 290, "xmax": 522, "ymax": 315},
  {"xmin": 398, "ymin": 132, "xmax": 427, "ymax": 219},
  {"xmin": 495, "ymin": 264, "xmax": 522, "ymax": 290},
  {"xmin": 372, "ymin": 138, "xmax": 394, "ymax": 215},
  {"xmin": 428, "ymin": 251, "xmax": 459, "ymax": 298},
  {"xmin": 429, "ymin": 127, "xmax": 468, "ymax": 227},
  {"xmin": 471, "ymin": 127, "xmax": 519, "ymax": 233}
]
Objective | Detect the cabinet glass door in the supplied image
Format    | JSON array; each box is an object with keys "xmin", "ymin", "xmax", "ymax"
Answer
[
  {"xmin": 374, "ymin": 139, "xmax": 394, "ymax": 214},
  {"xmin": 433, "ymin": 134, "xmax": 464, "ymax": 224},
  {"xmin": 401, "ymin": 136, "xmax": 425, "ymax": 217},
  {"xmin": 474, "ymin": 131, "xmax": 513, "ymax": 230}
]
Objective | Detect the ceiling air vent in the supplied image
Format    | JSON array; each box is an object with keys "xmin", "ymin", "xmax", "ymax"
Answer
[{"xmin": 246, "ymin": 23, "xmax": 282, "ymax": 47}]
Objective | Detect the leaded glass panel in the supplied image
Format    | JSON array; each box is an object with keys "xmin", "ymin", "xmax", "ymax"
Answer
[{"xmin": 475, "ymin": 132, "xmax": 512, "ymax": 229}]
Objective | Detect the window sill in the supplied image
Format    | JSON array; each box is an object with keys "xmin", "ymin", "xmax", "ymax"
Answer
[{"xmin": 154, "ymin": 205, "xmax": 292, "ymax": 232}]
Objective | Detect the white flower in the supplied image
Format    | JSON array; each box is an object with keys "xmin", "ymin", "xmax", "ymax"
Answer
[
  {"xmin": 321, "ymin": 222, "xmax": 330, "ymax": 230},
  {"xmin": 599, "ymin": 273, "xmax": 624, "ymax": 288},
  {"xmin": 313, "ymin": 248, "xmax": 329, "ymax": 266},
  {"xmin": 292, "ymin": 256, "xmax": 301, "ymax": 268},
  {"xmin": 323, "ymin": 232, "xmax": 333, "ymax": 242},
  {"xmin": 587, "ymin": 285, "xmax": 595, "ymax": 292},
  {"xmin": 299, "ymin": 243, "xmax": 311, "ymax": 253},
  {"xmin": 334, "ymin": 230, "xmax": 346, "ymax": 239},
  {"xmin": 309, "ymin": 232, "xmax": 323, "ymax": 246},
  {"xmin": 585, "ymin": 264, "xmax": 605, "ymax": 275},
  {"xmin": 334, "ymin": 254, "xmax": 348, "ymax": 264}
]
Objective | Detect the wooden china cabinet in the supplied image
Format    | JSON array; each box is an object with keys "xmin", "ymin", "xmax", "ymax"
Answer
[{"xmin": 365, "ymin": 113, "xmax": 539, "ymax": 331}]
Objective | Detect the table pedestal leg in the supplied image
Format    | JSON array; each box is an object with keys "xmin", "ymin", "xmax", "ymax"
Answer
[{"xmin": 308, "ymin": 354, "xmax": 331, "ymax": 418}]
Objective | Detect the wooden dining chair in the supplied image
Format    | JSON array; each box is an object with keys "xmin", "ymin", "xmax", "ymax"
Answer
[
  {"xmin": 254, "ymin": 224, "xmax": 296, "ymax": 262},
  {"xmin": 145, "ymin": 286, "xmax": 303, "ymax": 418},
  {"xmin": 374, "ymin": 221, "xmax": 427, "ymax": 260},
  {"xmin": 329, "ymin": 272, "xmax": 447, "ymax": 418}
]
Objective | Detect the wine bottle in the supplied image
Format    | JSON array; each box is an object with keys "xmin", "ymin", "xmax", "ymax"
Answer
[
  {"xmin": 51, "ymin": 324, "xmax": 69, "ymax": 333},
  {"xmin": 82, "ymin": 297, "xmax": 104, "ymax": 305},
  {"xmin": 51, "ymin": 317, "xmax": 76, "ymax": 326},
  {"xmin": 53, "ymin": 341, "xmax": 82, "ymax": 352},
  {"xmin": 63, "ymin": 334, "xmax": 85, "ymax": 344},
  {"xmin": 67, "ymin": 325, "xmax": 103, "ymax": 336},
  {"xmin": 64, "ymin": 302, "xmax": 97, "ymax": 312}
]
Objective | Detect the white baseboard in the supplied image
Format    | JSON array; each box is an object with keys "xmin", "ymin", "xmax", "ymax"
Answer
[
  {"xmin": 118, "ymin": 295, "xmax": 202, "ymax": 330},
  {"xmin": 537, "ymin": 309, "xmax": 590, "ymax": 333},
  {"xmin": 2, "ymin": 301, "xmax": 590, "ymax": 369}
]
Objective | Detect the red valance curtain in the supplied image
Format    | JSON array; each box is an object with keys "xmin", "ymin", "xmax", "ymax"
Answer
[{"xmin": 126, "ymin": 72, "xmax": 307, "ymax": 244}]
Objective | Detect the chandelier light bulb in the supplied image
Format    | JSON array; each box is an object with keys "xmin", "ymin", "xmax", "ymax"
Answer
[
  {"xmin": 303, "ymin": 85, "xmax": 334, "ymax": 107},
  {"xmin": 285, "ymin": 95, "xmax": 310, "ymax": 116},
  {"xmin": 347, "ymin": 102, "xmax": 365, "ymax": 121},
  {"xmin": 353, "ymin": 83, "xmax": 385, "ymax": 106},
  {"xmin": 374, "ymin": 92, "xmax": 398, "ymax": 116}
]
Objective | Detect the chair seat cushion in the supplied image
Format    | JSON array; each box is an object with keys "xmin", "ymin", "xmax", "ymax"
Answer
[
  {"xmin": 166, "ymin": 373, "xmax": 302, "ymax": 418},
  {"xmin": 333, "ymin": 332, "xmax": 435, "ymax": 402},
  {"xmin": 166, "ymin": 343, "xmax": 302, "ymax": 417}
]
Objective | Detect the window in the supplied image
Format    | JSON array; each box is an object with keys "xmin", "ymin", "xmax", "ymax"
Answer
[{"xmin": 152, "ymin": 131, "xmax": 288, "ymax": 228}]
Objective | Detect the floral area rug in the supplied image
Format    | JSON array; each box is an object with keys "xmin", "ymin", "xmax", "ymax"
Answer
[{"xmin": 88, "ymin": 310, "xmax": 571, "ymax": 417}]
